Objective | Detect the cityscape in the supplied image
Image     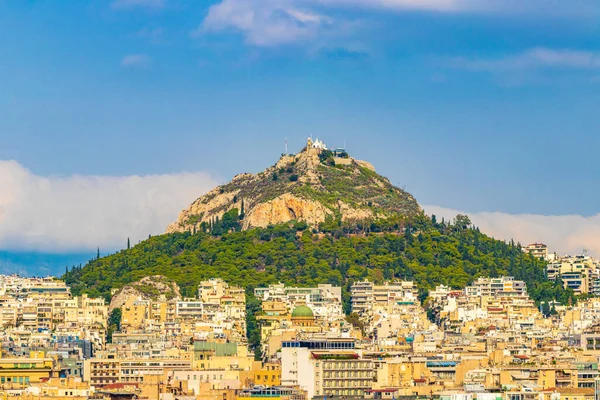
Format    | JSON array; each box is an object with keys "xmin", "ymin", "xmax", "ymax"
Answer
[
  {"xmin": 2, "ymin": 243, "xmax": 600, "ymax": 400},
  {"xmin": 2, "ymin": 1, "xmax": 600, "ymax": 400}
]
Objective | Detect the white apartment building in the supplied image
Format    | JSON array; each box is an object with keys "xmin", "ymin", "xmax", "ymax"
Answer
[
  {"xmin": 465, "ymin": 277, "xmax": 527, "ymax": 298},
  {"xmin": 350, "ymin": 281, "xmax": 418, "ymax": 316}
]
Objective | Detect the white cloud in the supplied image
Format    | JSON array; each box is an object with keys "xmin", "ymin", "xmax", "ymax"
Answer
[
  {"xmin": 111, "ymin": 0, "xmax": 165, "ymax": 10},
  {"xmin": 424, "ymin": 205, "xmax": 600, "ymax": 257},
  {"xmin": 121, "ymin": 54, "xmax": 151, "ymax": 68},
  {"xmin": 199, "ymin": 0, "xmax": 333, "ymax": 46},
  {"xmin": 0, "ymin": 161, "xmax": 217, "ymax": 252},
  {"xmin": 448, "ymin": 48, "xmax": 600, "ymax": 72}
]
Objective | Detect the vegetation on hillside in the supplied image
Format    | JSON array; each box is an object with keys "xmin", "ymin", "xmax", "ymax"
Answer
[
  {"xmin": 64, "ymin": 214, "xmax": 572, "ymax": 306},
  {"xmin": 64, "ymin": 214, "xmax": 573, "ymax": 356},
  {"xmin": 172, "ymin": 149, "xmax": 421, "ymax": 233}
]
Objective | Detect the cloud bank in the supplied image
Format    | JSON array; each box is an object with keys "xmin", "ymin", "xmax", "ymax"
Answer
[
  {"xmin": 0, "ymin": 161, "xmax": 217, "ymax": 252},
  {"xmin": 424, "ymin": 205, "xmax": 600, "ymax": 257}
]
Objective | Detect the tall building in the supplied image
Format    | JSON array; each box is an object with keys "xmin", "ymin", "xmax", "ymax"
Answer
[{"xmin": 281, "ymin": 339, "xmax": 371, "ymax": 399}]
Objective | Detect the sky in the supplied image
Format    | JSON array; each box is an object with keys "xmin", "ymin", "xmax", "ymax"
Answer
[{"xmin": 1, "ymin": 0, "xmax": 600, "ymax": 274}]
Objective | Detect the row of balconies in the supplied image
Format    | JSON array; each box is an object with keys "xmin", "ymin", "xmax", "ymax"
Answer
[
  {"xmin": 322, "ymin": 363, "xmax": 371, "ymax": 370},
  {"xmin": 322, "ymin": 380, "xmax": 372, "ymax": 389},
  {"xmin": 323, "ymin": 372, "xmax": 371, "ymax": 379}
]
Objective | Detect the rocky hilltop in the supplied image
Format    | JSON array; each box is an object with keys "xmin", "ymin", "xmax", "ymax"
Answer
[{"xmin": 167, "ymin": 139, "xmax": 421, "ymax": 233}]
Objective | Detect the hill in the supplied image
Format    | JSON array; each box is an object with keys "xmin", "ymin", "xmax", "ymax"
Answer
[
  {"xmin": 64, "ymin": 141, "xmax": 573, "ymax": 356},
  {"xmin": 166, "ymin": 139, "xmax": 420, "ymax": 234},
  {"xmin": 65, "ymin": 140, "xmax": 572, "ymax": 306},
  {"xmin": 65, "ymin": 215, "xmax": 571, "ymax": 308}
]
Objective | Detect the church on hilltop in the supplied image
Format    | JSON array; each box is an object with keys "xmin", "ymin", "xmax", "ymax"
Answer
[
  {"xmin": 307, "ymin": 137, "xmax": 327, "ymax": 150},
  {"xmin": 307, "ymin": 136, "xmax": 348, "ymax": 158}
]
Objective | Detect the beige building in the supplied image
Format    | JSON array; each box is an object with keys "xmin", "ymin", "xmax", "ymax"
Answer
[{"xmin": 525, "ymin": 243, "xmax": 549, "ymax": 259}]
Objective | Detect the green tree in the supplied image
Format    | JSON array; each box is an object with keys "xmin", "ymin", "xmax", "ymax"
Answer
[
  {"xmin": 106, "ymin": 308, "xmax": 122, "ymax": 343},
  {"xmin": 453, "ymin": 214, "xmax": 472, "ymax": 230},
  {"xmin": 345, "ymin": 313, "xmax": 365, "ymax": 336}
]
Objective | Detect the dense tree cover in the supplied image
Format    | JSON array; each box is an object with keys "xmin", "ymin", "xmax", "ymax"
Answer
[
  {"xmin": 64, "ymin": 214, "xmax": 572, "ymax": 307},
  {"xmin": 64, "ymin": 214, "xmax": 574, "ymax": 356}
]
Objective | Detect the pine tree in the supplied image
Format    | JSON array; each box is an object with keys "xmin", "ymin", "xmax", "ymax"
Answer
[
  {"xmin": 96, "ymin": 247, "xmax": 100, "ymax": 260},
  {"xmin": 127, "ymin": 238, "xmax": 130, "ymax": 250}
]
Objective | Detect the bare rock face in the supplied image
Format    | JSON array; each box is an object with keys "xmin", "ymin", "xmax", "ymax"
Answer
[
  {"xmin": 166, "ymin": 139, "xmax": 421, "ymax": 234},
  {"xmin": 109, "ymin": 275, "xmax": 181, "ymax": 311},
  {"xmin": 243, "ymin": 193, "xmax": 332, "ymax": 229},
  {"xmin": 166, "ymin": 189, "xmax": 240, "ymax": 234}
]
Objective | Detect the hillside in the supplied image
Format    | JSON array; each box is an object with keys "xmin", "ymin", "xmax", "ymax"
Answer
[
  {"xmin": 64, "ymin": 215, "xmax": 572, "ymax": 309},
  {"xmin": 166, "ymin": 139, "xmax": 421, "ymax": 234},
  {"xmin": 65, "ymin": 140, "xmax": 573, "ymax": 313}
]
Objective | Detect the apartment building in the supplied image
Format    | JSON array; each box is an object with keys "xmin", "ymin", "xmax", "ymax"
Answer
[
  {"xmin": 0, "ymin": 352, "xmax": 59, "ymax": 388},
  {"xmin": 524, "ymin": 243, "xmax": 549, "ymax": 260},
  {"xmin": 465, "ymin": 277, "xmax": 527, "ymax": 298},
  {"xmin": 254, "ymin": 283, "xmax": 343, "ymax": 318},
  {"xmin": 350, "ymin": 280, "xmax": 418, "ymax": 316},
  {"xmin": 547, "ymin": 255, "xmax": 600, "ymax": 295},
  {"xmin": 281, "ymin": 338, "xmax": 370, "ymax": 398},
  {"xmin": 83, "ymin": 356, "xmax": 190, "ymax": 386}
]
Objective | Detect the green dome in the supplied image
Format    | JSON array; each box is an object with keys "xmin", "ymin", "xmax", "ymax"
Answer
[{"xmin": 292, "ymin": 305, "xmax": 314, "ymax": 318}]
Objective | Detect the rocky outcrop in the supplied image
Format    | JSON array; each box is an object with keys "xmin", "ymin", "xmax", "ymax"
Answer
[
  {"xmin": 166, "ymin": 189, "xmax": 240, "ymax": 233},
  {"xmin": 356, "ymin": 160, "xmax": 375, "ymax": 172},
  {"xmin": 109, "ymin": 275, "xmax": 181, "ymax": 311},
  {"xmin": 243, "ymin": 193, "xmax": 332, "ymax": 229}
]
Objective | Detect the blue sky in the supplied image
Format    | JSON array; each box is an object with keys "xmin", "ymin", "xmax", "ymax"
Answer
[{"xmin": 1, "ymin": 0, "xmax": 600, "ymax": 274}]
